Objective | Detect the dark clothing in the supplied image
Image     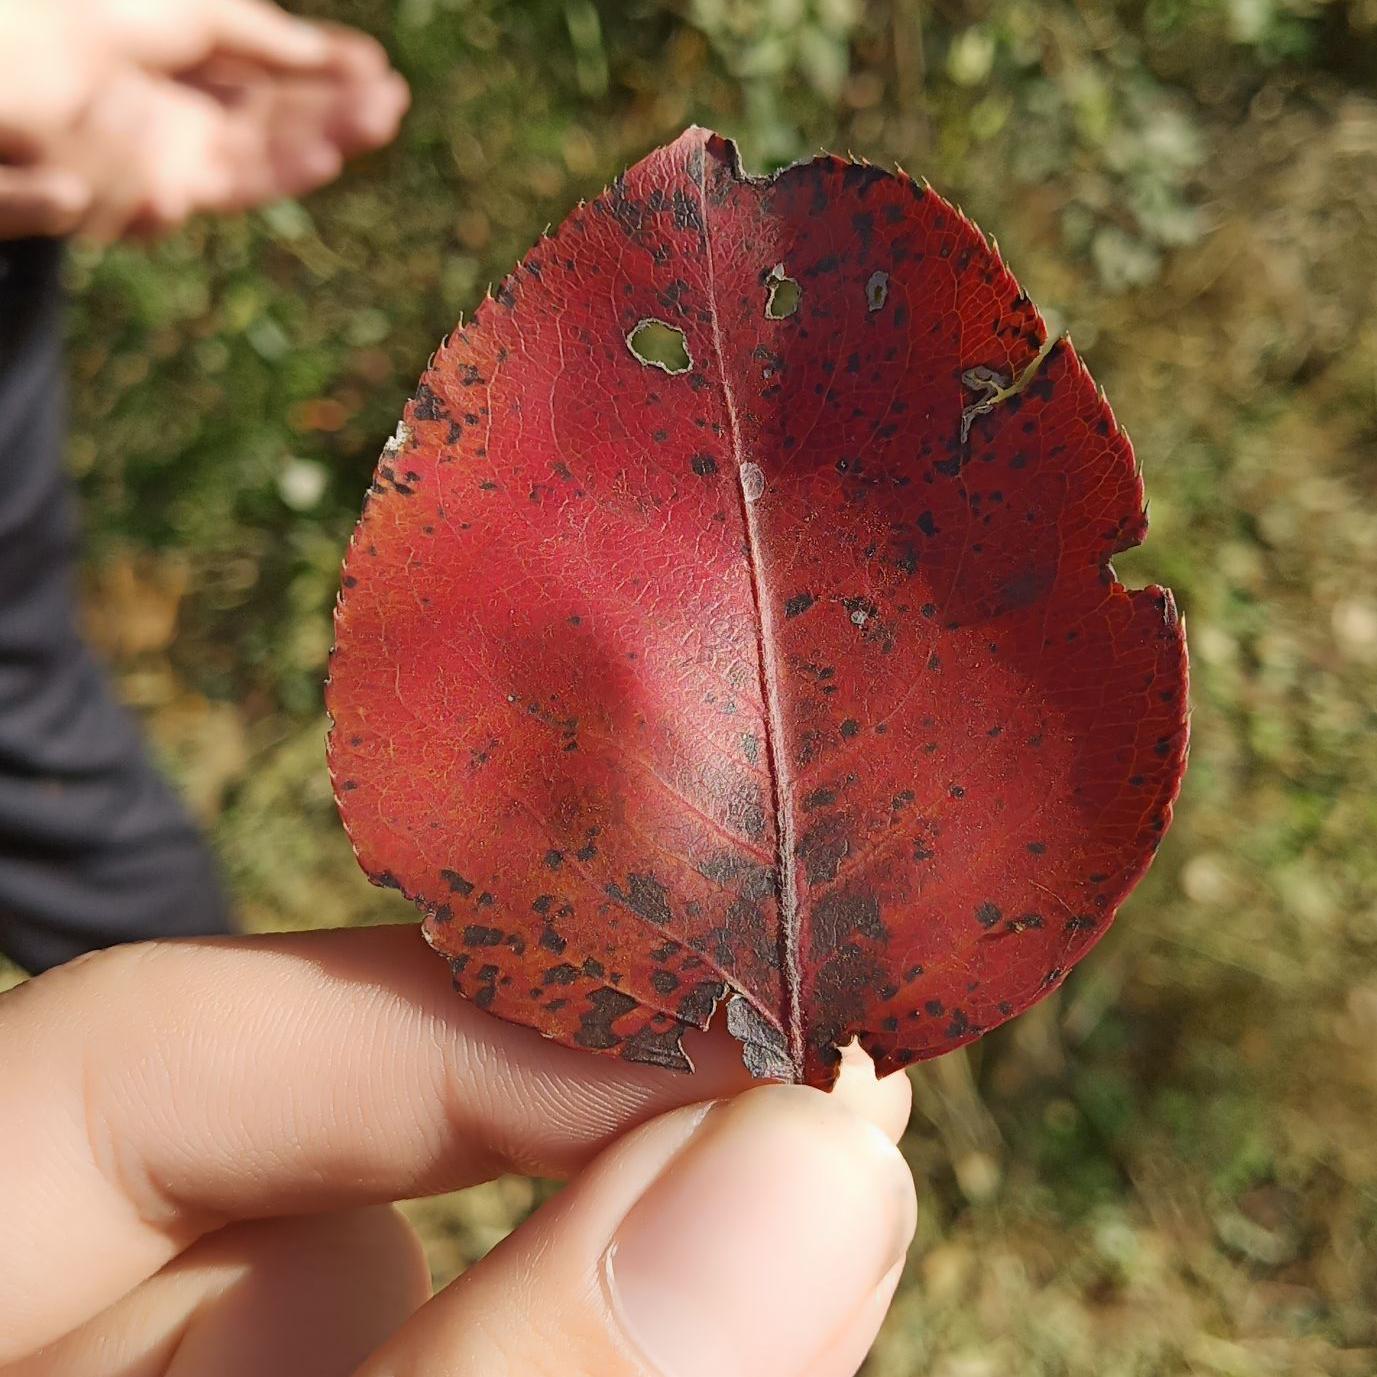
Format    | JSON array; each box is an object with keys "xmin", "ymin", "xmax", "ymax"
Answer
[{"xmin": 0, "ymin": 238, "xmax": 231, "ymax": 973}]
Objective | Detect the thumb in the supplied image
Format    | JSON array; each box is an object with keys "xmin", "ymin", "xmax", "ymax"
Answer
[
  {"xmin": 0, "ymin": 164, "xmax": 91, "ymax": 240},
  {"xmin": 355, "ymin": 1061, "xmax": 917, "ymax": 1377}
]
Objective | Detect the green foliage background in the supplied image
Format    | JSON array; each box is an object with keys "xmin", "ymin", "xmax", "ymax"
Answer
[{"xmin": 24, "ymin": 0, "xmax": 1377, "ymax": 1370}]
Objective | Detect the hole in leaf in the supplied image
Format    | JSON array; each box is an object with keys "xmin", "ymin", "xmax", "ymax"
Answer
[
  {"xmin": 627, "ymin": 319, "xmax": 691, "ymax": 373},
  {"xmin": 764, "ymin": 263, "xmax": 801, "ymax": 319},
  {"xmin": 866, "ymin": 270, "xmax": 889, "ymax": 312}
]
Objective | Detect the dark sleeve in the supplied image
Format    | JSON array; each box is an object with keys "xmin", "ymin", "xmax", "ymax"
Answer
[{"xmin": 0, "ymin": 238, "xmax": 233, "ymax": 974}]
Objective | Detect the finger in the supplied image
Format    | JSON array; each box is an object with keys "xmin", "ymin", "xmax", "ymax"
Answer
[
  {"xmin": 89, "ymin": 0, "xmax": 335, "ymax": 77},
  {"xmin": 356, "ymin": 1078, "xmax": 918, "ymax": 1377},
  {"xmin": 196, "ymin": 88, "xmax": 340, "ymax": 212},
  {"xmin": 307, "ymin": 20, "xmax": 396, "ymax": 79},
  {"xmin": 257, "ymin": 71, "xmax": 408, "ymax": 192},
  {"xmin": 0, "ymin": 165, "xmax": 91, "ymax": 239},
  {"xmin": 327, "ymin": 69, "xmax": 411, "ymax": 156},
  {"xmin": 215, "ymin": 71, "xmax": 407, "ymax": 208},
  {"xmin": 178, "ymin": 63, "xmax": 407, "ymax": 212},
  {"xmin": 0, "ymin": 924, "xmax": 770, "ymax": 1361},
  {"xmin": 174, "ymin": 17, "xmax": 393, "ymax": 86},
  {"xmin": 200, "ymin": 0, "xmax": 336, "ymax": 71},
  {"xmin": 9, "ymin": 1208, "xmax": 429, "ymax": 1377}
]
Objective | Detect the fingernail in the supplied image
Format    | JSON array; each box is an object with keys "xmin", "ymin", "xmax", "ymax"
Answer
[{"xmin": 604, "ymin": 1085, "xmax": 916, "ymax": 1377}]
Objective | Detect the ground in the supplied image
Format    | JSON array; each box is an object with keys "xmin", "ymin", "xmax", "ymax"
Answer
[{"xmin": 9, "ymin": 0, "xmax": 1377, "ymax": 1372}]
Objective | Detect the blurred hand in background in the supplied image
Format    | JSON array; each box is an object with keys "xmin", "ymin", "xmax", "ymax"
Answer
[
  {"xmin": 0, "ymin": 0, "xmax": 409, "ymax": 241},
  {"xmin": 0, "ymin": 0, "xmax": 408, "ymax": 984}
]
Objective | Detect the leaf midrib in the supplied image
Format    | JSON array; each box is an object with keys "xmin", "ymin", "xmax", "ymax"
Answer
[{"xmin": 692, "ymin": 147, "xmax": 805, "ymax": 1081}]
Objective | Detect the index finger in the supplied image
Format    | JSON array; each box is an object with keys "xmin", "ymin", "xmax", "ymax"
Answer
[
  {"xmin": 0, "ymin": 924, "xmax": 761, "ymax": 1364},
  {"xmin": 201, "ymin": 3, "xmax": 401, "ymax": 78},
  {"xmin": 104, "ymin": 0, "xmax": 339, "ymax": 75},
  {"xmin": 198, "ymin": 0, "xmax": 336, "ymax": 70}
]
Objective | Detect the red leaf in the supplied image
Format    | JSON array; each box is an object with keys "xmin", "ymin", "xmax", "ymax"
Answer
[{"xmin": 327, "ymin": 128, "xmax": 1189, "ymax": 1088}]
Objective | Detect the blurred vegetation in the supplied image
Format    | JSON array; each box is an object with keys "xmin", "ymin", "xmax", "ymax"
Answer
[{"xmin": 11, "ymin": 0, "xmax": 1377, "ymax": 1370}]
